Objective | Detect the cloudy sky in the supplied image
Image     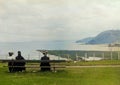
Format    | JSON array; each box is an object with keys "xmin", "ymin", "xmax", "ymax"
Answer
[{"xmin": 0, "ymin": 0, "xmax": 120, "ymax": 42}]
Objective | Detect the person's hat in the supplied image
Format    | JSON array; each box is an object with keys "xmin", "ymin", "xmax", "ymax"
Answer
[
  {"xmin": 42, "ymin": 50, "xmax": 48, "ymax": 54},
  {"xmin": 8, "ymin": 52, "xmax": 14, "ymax": 55}
]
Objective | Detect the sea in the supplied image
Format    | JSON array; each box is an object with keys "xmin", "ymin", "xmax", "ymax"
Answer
[{"xmin": 0, "ymin": 41, "xmax": 119, "ymax": 60}]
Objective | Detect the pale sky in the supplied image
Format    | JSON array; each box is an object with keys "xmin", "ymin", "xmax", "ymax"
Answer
[{"xmin": 0, "ymin": 0, "xmax": 120, "ymax": 42}]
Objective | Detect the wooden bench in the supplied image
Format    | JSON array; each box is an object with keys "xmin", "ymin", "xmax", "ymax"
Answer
[{"xmin": 1, "ymin": 60, "xmax": 67, "ymax": 72}]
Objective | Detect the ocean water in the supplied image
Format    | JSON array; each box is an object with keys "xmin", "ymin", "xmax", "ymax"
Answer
[{"xmin": 0, "ymin": 41, "xmax": 119, "ymax": 59}]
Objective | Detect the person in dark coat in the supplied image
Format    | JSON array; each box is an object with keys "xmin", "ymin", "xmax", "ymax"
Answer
[
  {"xmin": 14, "ymin": 51, "xmax": 26, "ymax": 72},
  {"xmin": 40, "ymin": 51, "xmax": 51, "ymax": 71}
]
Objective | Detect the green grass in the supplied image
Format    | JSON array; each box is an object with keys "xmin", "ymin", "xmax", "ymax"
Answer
[
  {"xmin": 67, "ymin": 60, "xmax": 120, "ymax": 66},
  {"xmin": 0, "ymin": 63, "xmax": 120, "ymax": 85}
]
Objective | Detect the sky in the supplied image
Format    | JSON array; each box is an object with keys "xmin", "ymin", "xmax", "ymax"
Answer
[{"xmin": 1, "ymin": 0, "xmax": 120, "ymax": 42}]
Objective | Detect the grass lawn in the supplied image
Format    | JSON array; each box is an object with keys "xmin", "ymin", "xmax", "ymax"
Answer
[
  {"xmin": 67, "ymin": 60, "xmax": 120, "ymax": 66},
  {"xmin": 0, "ymin": 63, "xmax": 120, "ymax": 85}
]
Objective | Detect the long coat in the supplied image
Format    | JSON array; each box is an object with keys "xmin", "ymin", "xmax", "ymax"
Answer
[
  {"xmin": 14, "ymin": 56, "xmax": 26, "ymax": 72},
  {"xmin": 40, "ymin": 56, "xmax": 51, "ymax": 71}
]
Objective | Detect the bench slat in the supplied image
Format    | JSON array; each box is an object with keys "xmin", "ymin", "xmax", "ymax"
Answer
[
  {"xmin": 1, "ymin": 60, "xmax": 66, "ymax": 63},
  {"xmin": 3, "ymin": 66, "xmax": 66, "ymax": 68}
]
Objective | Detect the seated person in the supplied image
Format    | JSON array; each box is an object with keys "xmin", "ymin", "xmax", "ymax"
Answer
[
  {"xmin": 40, "ymin": 51, "xmax": 51, "ymax": 71},
  {"xmin": 14, "ymin": 51, "xmax": 26, "ymax": 72},
  {"xmin": 8, "ymin": 52, "xmax": 15, "ymax": 72}
]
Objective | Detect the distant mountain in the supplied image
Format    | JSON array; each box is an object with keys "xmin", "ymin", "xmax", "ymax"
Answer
[
  {"xmin": 76, "ymin": 37, "xmax": 93, "ymax": 43},
  {"xmin": 76, "ymin": 30, "xmax": 120, "ymax": 44}
]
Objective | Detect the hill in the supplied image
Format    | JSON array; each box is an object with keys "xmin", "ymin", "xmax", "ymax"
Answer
[
  {"xmin": 76, "ymin": 37, "xmax": 93, "ymax": 43},
  {"xmin": 76, "ymin": 30, "xmax": 120, "ymax": 44}
]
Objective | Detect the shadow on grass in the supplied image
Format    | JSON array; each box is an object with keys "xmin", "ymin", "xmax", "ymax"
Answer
[{"xmin": 4, "ymin": 69, "xmax": 68, "ymax": 76}]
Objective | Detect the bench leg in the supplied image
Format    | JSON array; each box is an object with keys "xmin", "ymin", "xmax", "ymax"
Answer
[
  {"xmin": 53, "ymin": 67, "xmax": 55, "ymax": 72},
  {"xmin": 53, "ymin": 67, "xmax": 57, "ymax": 72}
]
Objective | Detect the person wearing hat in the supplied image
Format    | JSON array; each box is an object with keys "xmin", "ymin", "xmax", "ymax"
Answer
[
  {"xmin": 40, "ymin": 51, "xmax": 51, "ymax": 71},
  {"xmin": 8, "ymin": 52, "xmax": 15, "ymax": 72}
]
